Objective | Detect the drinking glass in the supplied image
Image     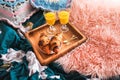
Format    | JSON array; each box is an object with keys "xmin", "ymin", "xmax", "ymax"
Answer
[
  {"xmin": 58, "ymin": 10, "xmax": 70, "ymax": 32},
  {"xmin": 44, "ymin": 11, "xmax": 56, "ymax": 34}
]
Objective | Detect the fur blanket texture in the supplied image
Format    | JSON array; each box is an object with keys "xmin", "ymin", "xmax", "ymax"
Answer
[{"xmin": 56, "ymin": 0, "xmax": 120, "ymax": 79}]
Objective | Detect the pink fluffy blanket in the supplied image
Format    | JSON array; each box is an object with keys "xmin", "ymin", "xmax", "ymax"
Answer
[{"xmin": 56, "ymin": 0, "xmax": 120, "ymax": 79}]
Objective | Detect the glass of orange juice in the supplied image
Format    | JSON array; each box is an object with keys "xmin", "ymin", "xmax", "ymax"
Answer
[
  {"xmin": 44, "ymin": 11, "xmax": 56, "ymax": 34},
  {"xmin": 58, "ymin": 10, "xmax": 70, "ymax": 32}
]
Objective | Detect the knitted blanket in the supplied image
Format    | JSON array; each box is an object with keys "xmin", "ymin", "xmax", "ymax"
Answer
[
  {"xmin": 30, "ymin": 0, "xmax": 72, "ymax": 11},
  {"xmin": 0, "ymin": 0, "xmax": 36, "ymax": 28}
]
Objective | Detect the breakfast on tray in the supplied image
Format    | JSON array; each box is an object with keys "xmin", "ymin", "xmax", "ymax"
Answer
[
  {"xmin": 38, "ymin": 33, "xmax": 63, "ymax": 55},
  {"xmin": 25, "ymin": 20, "xmax": 87, "ymax": 65}
]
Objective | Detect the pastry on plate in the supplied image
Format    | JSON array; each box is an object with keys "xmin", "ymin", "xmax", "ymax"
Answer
[
  {"xmin": 38, "ymin": 33, "xmax": 51, "ymax": 54},
  {"xmin": 38, "ymin": 33, "xmax": 63, "ymax": 54},
  {"xmin": 50, "ymin": 33, "xmax": 63, "ymax": 53}
]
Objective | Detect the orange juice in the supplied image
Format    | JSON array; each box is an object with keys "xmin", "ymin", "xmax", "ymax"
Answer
[
  {"xmin": 58, "ymin": 11, "xmax": 69, "ymax": 25},
  {"xmin": 44, "ymin": 12, "xmax": 56, "ymax": 26}
]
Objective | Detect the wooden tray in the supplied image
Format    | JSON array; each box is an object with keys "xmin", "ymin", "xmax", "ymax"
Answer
[{"xmin": 25, "ymin": 20, "xmax": 87, "ymax": 65}]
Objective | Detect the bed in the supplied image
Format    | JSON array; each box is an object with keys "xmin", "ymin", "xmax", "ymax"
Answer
[{"xmin": 0, "ymin": 0, "xmax": 120, "ymax": 80}]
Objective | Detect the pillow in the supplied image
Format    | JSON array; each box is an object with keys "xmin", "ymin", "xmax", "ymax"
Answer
[
  {"xmin": 30, "ymin": 0, "xmax": 72, "ymax": 11},
  {"xmin": 0, "ymin": 0, "xmax": 37, "ymax": 28}
]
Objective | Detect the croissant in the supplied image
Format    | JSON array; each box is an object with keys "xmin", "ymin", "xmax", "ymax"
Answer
[
  {"xmin": 50, "ymin": 33, "xmax": 63, "ymax": 53},
  {"xmin": 38, "ymin": 33, "xmax": 63, "ymax": 54},
  {"xmin": 38, "ymin": 33, "xmax": 50, "ymax": 46},
  {"xmin": 41, "ymin": 44, "xmax": 51, "ymax": 55},
  {"xmin": 38, "ymin": 33, "xmax": 51, "ymax": 54}
]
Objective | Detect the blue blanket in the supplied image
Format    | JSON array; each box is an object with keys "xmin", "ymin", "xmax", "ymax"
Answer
[{"xmin": 0, "ymin": 10, "xmax": 87, "ymax": 80}]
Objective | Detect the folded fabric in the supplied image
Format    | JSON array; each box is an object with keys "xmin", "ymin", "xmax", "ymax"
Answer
[
  {"xmin": 0, "ymin": 21, "xmax": 20, "ymax": 54},
  {"xmin": 0, "ymin": 9, "xmax": 45, "ymax": 53},
  {"xmin": 0, "ymin": 49, "xmax": 66, "ymax": 80},
  {"xmin": 0, "ymin": 21, "xmax": 32, "ymax": 54}
]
